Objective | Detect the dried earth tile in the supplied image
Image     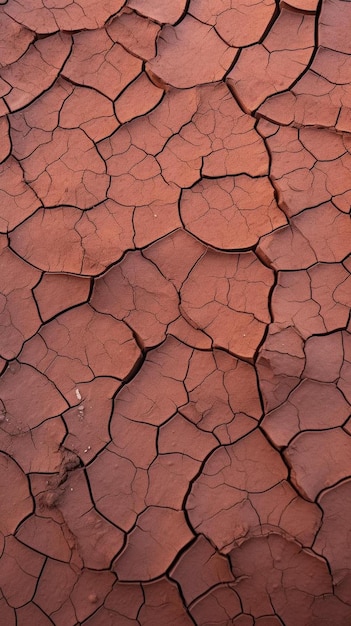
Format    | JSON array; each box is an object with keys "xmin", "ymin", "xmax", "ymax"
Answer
[
  {"xmin": 0, "ymin": 32, "xmax": 72, "ymax": 112},
  {"xmin": 271, "ymin": 263, "xmax": 351, "ymax": 339},
  {"xmin": 180, "ymin": 175, "xmax": 286, "ymax": 249},
  {"xmin": 262, "ymin": 379, "xmax": 350, "ymax": 447},
  {"xmin": 256, "ymin": 327, "xmax": 305, "ymax": 412},
  {"xmin": 227, "ymin": 9, "xmax": 315, "ymax": 112},
  {"xmin": 18, "ymin": 127, "xmax": 109, "ymax": 209},
  {"xmin": 11, "ymin": 202, "xmax": 135, "ymax": 275},
  {"xmin": 314, "ymin": 479, "xmax": 351, "ymax": 591},
  {"xmin": 0, "ymin": 416, "xmax": 66, "ymax": 473},
  {"xmin": 4, "ymin": 0, "xmax": 125, "ymax": 33},
  {"xmin": 189, "ymin": 584, "xmax": 242, "ymax": 625},
  {"xmin": 0, "ymin": 237, "xmax": 42, "ymax": 359},
  {"xmin": 0, "ymin": 452, "xmax": 32, "ymax": 535},
  {"xmin": 107, "ymin": 10, "xmax": 160, "ymax": 60},
  {"xmin": 113, "ymin": 506, "xmax": 194, "ymax": 581},
  {"xmin": 147, "ymin": 15, "xmax": 237, "ymax": 89},
  {"xmin": 139, "ymin": 578, "xmax": 194, "ymax": 626},
  {"xmin": 127, "ymin": 0, "xmax": 187, "ymax": 24},
  {"xmin": 62, "ymin": 28, "xmax": 142, "ymax": 100},
  {"xmin": 87, "ymin": 447, "xmax": 148, "ymax": 531},
  {"xmin": 114, "ymin": 72, "xmax": 164, "ymax": 124},
  {"xmin": 257, "ymin": 202, "xmax": 351, "ymax": 270},
  {"xmin": 229, "ymin": 534, "xmax": 351, "ymax": 624},
  {"xmin": 284, "ymin": 429, "xmax": 351, "ymax": 501},
  {"xmin": 189, "ymin": 0, "xmax": 276, "ymax": 47},
  {"xmin": 63, "ymin": 377, "xmax": 120, "ymax": 463},
  {"xmin": 0, "ymin": 157, "xmax": 41, "ymax": 233},
  {"xmin": 0, "ymin": 535, "xmax": 44, "ymax": 608},
  {"xmin": 180, "ymin": 249, "xmax": 274, "ymax": 359},
  {"xmin": 91, "ymin": 250, "xmax": 180, "ymax": 348},
  {"xmin": 59, "ymin": 85, "xmax": 119, "ymax": 142},
  {"xmin": 18, "ymin": 304, "xmax": 141, "ymax": 401},
  {"xmin": 33, "ymin": 273, "xmax": 91, "ymax": 322},
  {"xmin": 50, "ymin": 469, "xmax": 125, "ymax": 570},
  {"xmin": 16, "ymin": 514, "xmax": 72, "ymax": 563},
  {"xmin": 0, "ymin": 11, "xmax": 34, "ymax": 68},
  {"xmin": 170, "ymin": 535, "xmax": 235, "ymax": 605}
]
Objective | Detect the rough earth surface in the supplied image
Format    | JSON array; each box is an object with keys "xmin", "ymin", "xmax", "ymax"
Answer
[{"xmin": 0, "ymin": 1, "xmax": 351, "ymax": 625}]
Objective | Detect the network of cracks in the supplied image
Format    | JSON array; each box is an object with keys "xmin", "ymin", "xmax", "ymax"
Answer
[{"xmin": 0, "ymin": 0, "xmax": 351, "ymax": 624}]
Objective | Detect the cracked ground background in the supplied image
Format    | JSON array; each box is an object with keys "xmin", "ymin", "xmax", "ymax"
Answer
[{"xmin": 0, "ymin": 0, "xmax": 351, "ymax": 624}]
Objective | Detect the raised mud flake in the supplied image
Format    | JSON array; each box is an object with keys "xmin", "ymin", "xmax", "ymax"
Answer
[
  {"xmin": 62, "ymin": 28, "xmax": 142, "ymax": 100},
  {"xmin": 180, "ymin": 249, "xmax": 274, "ymax": 360},
  {"xmin": 91, "ymin": 250, "xmax": 180, "ymax": 348},
  {"xmin": 107, "ymin": 10, "xmax": 161, "ymax": 61},
  {"xmin": 4, "ymin": 0, "xmax": 125, "ymax": 33},
  {"xmin": 227, "ymin": 8, "xmax": 315, "ymax": 112},
  {"xmin": 189, "ymin": 0, "xmax": 276, "ymax": 47},
  {"xmin": 186, "ymin": 429, "xmax": 320, "ymax": 552},
  {"xmin": 284, "ymin": 429, "xmax": 351, "ymax": 501},
  {"xmin": 113, "ymin": 506, "xmax": 194, "ymax": 581},
  {"xmin": 18, "ymin": 304, "xmax": 141, "ymax": 402},
  {"xmin": 127, "ymin": 0, "xmax": 187, "ymax": 25},
  {"xmin": 0, "ymin": 452, "xmax": 33, "ymax": 535},
  {"xmin": 10, "ymin": 201, "xmax": 135, "ymax": 275},
  {"xmin": 229, "ymin": 534, "xmax": 351, "ymax": 624},
  {"xmin": 180, "ymin": 175, "xmax": 286, "ymax": 250},
  {"xmin": 0, "ymin": 32, "xmax": 72, "ymax": 112},
  {"xmin": 114, "ymin": 72, "xmax": 164, "ymax": 124},
  {"xmin": 19, "ymin": 127, "xmax": 109, "ymax": 209},
  {"xmin": 146, "ymin": 15, "xmax": 237, "ymax": 89}
]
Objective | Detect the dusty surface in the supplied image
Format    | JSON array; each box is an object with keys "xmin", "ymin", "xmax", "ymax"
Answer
[{"xmin": 0, "ymin": 0, "xmax": 350, "ymax": 624}]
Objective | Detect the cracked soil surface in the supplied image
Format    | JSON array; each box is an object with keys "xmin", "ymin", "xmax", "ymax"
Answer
[{"xmin": 0, "ymin": 0, "xmax": 351, "ymax": 624}]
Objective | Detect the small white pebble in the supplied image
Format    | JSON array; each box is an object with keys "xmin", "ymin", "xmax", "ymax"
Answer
[{"xmin": 75, "ymin": 388, "xmax": 82, "ymax": 401}]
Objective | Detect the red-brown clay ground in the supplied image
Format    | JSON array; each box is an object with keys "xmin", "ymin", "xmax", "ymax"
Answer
[{"xmin": 0, "ymin": 1, "xmax": 351, "ymax": 624}]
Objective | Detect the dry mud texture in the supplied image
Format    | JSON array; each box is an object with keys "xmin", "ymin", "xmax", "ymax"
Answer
[{"xmin": 0, "ymin": 0, "xmax": 351, "ymax": 624}]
